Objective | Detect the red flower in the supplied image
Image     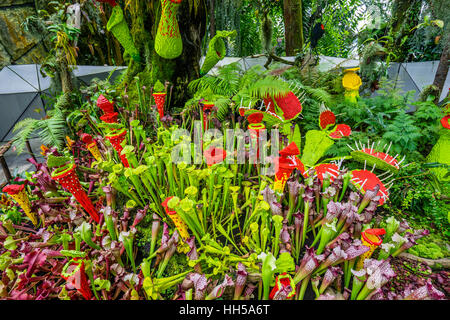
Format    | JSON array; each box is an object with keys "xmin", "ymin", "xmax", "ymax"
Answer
[
  {"xmin": 204, "ymin": 146, "xmax": 226, "ymax": 166},
  {"xmin": 96, "ymin": 94, "xmax": 115, "ymax": 114}
]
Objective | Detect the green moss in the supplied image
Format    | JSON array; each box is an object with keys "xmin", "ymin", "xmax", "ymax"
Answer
[
  {"xmin": 408, "ymin": 243, "xmax": 444, "ymax": 259},
  {"xmin": 408, "ymin": 236, "xmax": 449, "ymax": 259}
]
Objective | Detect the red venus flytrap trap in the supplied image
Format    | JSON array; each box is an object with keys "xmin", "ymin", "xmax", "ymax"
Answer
[
  {"xmin": 306, "ymin": 163, "xmax": 341, "ymax": 183},
  {"xmin": 319, "ymin": 109, "xmax": 336, "ymax": 130},
  {"xmin": 348, "ymin": 139, "xmax": 406, "ymax": 173},
  {"xmin": 350, "ymin": 170, "xmax": 389, "ymax": 205},
  {"xmin": 263, "ymin": 91, "xmax": 303, "ymax": 121}
]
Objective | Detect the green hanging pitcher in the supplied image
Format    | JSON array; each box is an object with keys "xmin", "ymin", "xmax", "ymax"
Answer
[
  {"xmin": 107, "ymin": 5, "xmax": 140, "ymax": 62},
  {"xmin": 155, "ymin": 0, "xmax": 184, "ymax": 60},
  {"xmin": 200, "ymin": 30, "xmax": 236, "ymax": 76}
]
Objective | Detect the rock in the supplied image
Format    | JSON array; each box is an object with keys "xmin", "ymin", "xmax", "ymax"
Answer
[
  {"xmin": 399, "ymin": 253, "xmax": 450, "ymax": 269},
  {"xmin": 0, "ymin": 42, "xmax": 11, "ymax": 68},
  {"xmin": 15, "ymin": 42, "xmax": 47, "ymax": 65},
  {"xmin": 0, "ymin": 0, "xmax": 34, "ymax": 7},
  {"xmin": 0, "ymin": 6, "xmax": 45, "ymax": 61}
]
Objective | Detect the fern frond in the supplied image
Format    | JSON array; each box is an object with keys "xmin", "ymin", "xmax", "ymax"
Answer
[
  {"xmin": 37, "ymin": 107, "xmax": 67, "ymax": 150},
  {"xmin": 215, "ymin": 97, "xmax": 232, "ymax": 122},
  {"xmin": 12, "ymin": 118, "xmax": 39, "ymax": 154},
  {"xmin": 245, "ymin": 77, "xmax": 290, "ymax": 99}
]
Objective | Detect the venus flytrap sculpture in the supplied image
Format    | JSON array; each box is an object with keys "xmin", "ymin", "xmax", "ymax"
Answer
[{"xmin": 273, "ymin": 142, "xmax": 304, "ymax": 192}]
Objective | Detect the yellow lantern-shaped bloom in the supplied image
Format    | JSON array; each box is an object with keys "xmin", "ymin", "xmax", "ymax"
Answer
[
  {"xmin": 356, "ymin": 228, "xmax": 386, "ymax": 270},
  {"xmin": 162, "ymin": 196, "xmax": 190, "ymax": 240},
  {"xmin": 342, "ymin": 67, "xmax": 362, "ymax": 104},
  {"xmin": 2, "ymin": 184, "xmax": 37, "ymax": 226}
]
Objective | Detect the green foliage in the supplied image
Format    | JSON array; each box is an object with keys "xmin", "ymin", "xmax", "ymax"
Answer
[
  {"xmin": 331, "ymin": 85, "xmax": 443, "ymax": 163},
  {"xmin": 186, "ymin": 63, "xmax": 292, "ymax": 122},
  {"xmin": 386, "ymin": 163, "xmax": 450, "ymax": 239},
  {"xmin": 408, "ymin": 241, "xmax": 448, "ymax": 260},
  {"xmin": 382, "ymin": 112, "xmax": 422, "ymax": 155},
  {"xmin": 12, "ymin": 94, "xmax": 69, "ymax": 154},
  {"xmin": 153, "ymin": 80, "xmax": 166, "ymax": 93},
  {"xmin": 305, "ymin": 0, "xmax": 364, "ymax": 57}
]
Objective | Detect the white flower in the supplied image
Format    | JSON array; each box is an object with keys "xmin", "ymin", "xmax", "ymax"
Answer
[{"xmin": 380, "ymin": 243, "xmax": 395, "ymax": 252}]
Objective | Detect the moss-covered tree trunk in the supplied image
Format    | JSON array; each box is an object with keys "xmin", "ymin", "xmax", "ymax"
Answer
[
  {"xmin": 283, "ymin": 0, "xmax": 304, "ymax": 56},
  {"xmin": 119, "ymin": 0, "xmax": 207, "ymax": 109},
  {"xmin": 428, "ymin": 0, "xmax": 450, "ymax": 102}
]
